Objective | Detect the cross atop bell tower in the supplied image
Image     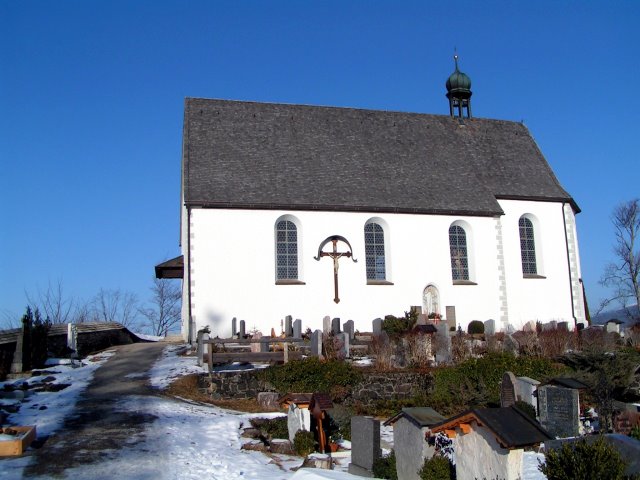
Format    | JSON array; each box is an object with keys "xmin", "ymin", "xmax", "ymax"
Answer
[{"xmin": 446, "ymin": 53, "xmax": 473, "ymax": 118}]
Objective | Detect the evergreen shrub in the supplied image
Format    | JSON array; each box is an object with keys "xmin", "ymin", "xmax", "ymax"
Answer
[
  {"xmin": 539, "ymin": 436, "xmax": 626, "ymax": 480},
  {"xmin": 293, "ymin": 430, "xmax": 316, "ymax": 457},
  {"xmin": 467, "ymin": 320, "xmax": 485, "ymax": 335},
  {"xmin": 372, "ymin": 450, "xmax": 397, "ymax": 480},
  {"xmin": 251, "ymin": 416, "xmax": 288, "ymax": 439},
  {"xmin": 426, "ymin": 352, "xmax": 565, "ymax": 416},
  {"xmin": 258, "ymin": 357, "xmax": 362, "ymax": 394},
  {"xmin": 419, "ymin": 455, "xmax": 456, "ymax": 480}
]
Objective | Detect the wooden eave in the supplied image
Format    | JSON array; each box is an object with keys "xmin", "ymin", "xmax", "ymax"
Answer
[{"xmin": 155, "ymin": 255, "xmax": 184, "ymax": 279}]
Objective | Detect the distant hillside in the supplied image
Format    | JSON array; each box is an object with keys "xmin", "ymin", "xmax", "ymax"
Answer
[{"xmin": 591, "ymin": 304, "xmax": 640, "ymax": 327}]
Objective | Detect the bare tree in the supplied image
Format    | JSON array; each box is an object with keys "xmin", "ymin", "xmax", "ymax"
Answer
[
  {"xmin": 599, "ymin": 198, "xmax": 640, "ymax": 320},
  {"xmin": 92, "ymin": 288, "xmax": 140, "ymax": 330},
  {"xmin": 72, "ymin": 300, "xmax": 95, "ymax": 324},
  {"xmin": 0, "ymin": 308, "xmax": 20, "ymax": 329},
  {"xmin": 138, "ymin": 278, "xmax": 181, "ymax": 336},
  {"xmin": 26, "ymin": 279, "xmax": 74, "ymax": 324}
]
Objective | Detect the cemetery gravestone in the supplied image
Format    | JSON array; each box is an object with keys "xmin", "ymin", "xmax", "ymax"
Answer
[
  {"xmin": 250, "ymin": 331, "xmax": 263, "ymax": 353},
  {"xmin": 538, "ymin": 385, "xmax": 580, "ymax": 438},
  {"xmin": 500, "ymin": 372, "xmax": 518, "ymax": 408},
  {"xmin": 349, "ymin": 416, "xmax": 381, "ymax": 477},
  {"xmin": 331, "ymin": 317, "xmax": 341, "ymax": 335},
  {"xmin": 197, "ymin": 331, "xmax": 205, "ymax": 367},
  {"xmin": 311, "ymin": 329, "xmax": 322, "ymax": 357},
  {"xmin": 372, "ymin": 318, "xmax": 383, "ymax": 335},
  {"xmin": 287, "ymin": 404, "xmax": 311, "ymax": 442},
  {"xmin": 503, "ymin": 334, "xmax": 519, "ymax": 355},
  {"xmin": 484, "ymin": 319, "xmax": 496, "ymax": 336},
  {"xmin": 445, "ymin": 306, "xmax": 456, "ymax": 330},
  {"xmin": 293, "ymin": 319, "xmax": 302, "ymax": 339},
  {"xmin": 257, "ymin": 392, "xmax": 280, "ymax": 411},
  {"xmin": 323, "ymin": 316, "xmax": 331, "ymax": 334},
  {"xmin": 285, "ymin": 315, "xmax": 293, "ymax": 337},
  {"xmin": 339, "ymin": 332, "xmax": 350, "ymax": 359},
  {"xmin": 435, "ymin": 322, "xmax": 452, "ymax": 364},
  {"xmin": 343, "ymin": 320, "xmax": 355, "ymax": 340}
]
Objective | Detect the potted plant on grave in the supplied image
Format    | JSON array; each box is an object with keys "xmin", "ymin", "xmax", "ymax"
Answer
[{"xmin": 328, "ymin": 431, "xmax": 342, "ymax": 452}]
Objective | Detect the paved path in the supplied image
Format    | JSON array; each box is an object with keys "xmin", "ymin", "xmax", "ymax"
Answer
[{"xmin": 24, "ymin": 342, "xmax": 168, "ymax": 478}]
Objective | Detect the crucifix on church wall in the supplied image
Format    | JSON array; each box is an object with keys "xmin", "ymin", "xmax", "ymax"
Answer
[{"xmin": 314, "ymin": 235, "xmax": 357, "ymax": 304}]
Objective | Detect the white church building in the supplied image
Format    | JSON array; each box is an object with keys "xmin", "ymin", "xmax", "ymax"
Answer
[{"xmin": 156, "ymin": 59, "xmax": 586, "ymax": 341}]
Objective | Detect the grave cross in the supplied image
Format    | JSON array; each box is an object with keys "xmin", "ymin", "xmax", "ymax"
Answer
[{"xmin": 314, "ymin": 235, "xmax": 357, "ymax": 304}]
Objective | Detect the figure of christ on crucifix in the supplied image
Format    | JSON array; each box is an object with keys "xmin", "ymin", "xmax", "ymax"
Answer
[{"xmin": 314, "ymin": 235, "xmax": 357, "ymax": 304}]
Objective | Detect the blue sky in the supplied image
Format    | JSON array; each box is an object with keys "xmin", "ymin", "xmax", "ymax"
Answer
[{"xmin": 1, "ymin": 1, "xmax": 638, "ymax": 324}]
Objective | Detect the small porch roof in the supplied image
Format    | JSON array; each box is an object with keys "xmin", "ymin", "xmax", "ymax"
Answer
[{"xmin": 155, "ymin": 255, "xmax": 184, "ymax": 279}]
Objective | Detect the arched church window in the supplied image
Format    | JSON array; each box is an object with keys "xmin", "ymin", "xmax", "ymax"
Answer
[
  {"xmin": 519, "ymin": 216, "xmax": 537, "ymax": 275},
  {"xmin": 364, "ymin": 222, "xmax": 386, "ymax": 280},
  {"xmin": 449, "ymin": 225, "xmax": 469, "ymax": 281},
  {"xmin": 275, "ymin": 219, "xmax": 298, "ymax": 280}
]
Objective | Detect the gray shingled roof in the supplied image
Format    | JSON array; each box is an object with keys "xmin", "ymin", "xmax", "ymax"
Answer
[
  {"xmin": 384, "ymin": 407, "xmax": 446, "ymax": 427},
  {"xmin": 431, "ymin": 406, "xmax": 552, "ymax": 449},
  {"xmin": 182, "ymin": 98, "xmax": 577, "ymax": 216}
]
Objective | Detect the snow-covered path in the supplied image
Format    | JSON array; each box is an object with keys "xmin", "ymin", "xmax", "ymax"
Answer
[{"xmin": 60, "ymin": 396, "xmax": 294, "ymax": 480}]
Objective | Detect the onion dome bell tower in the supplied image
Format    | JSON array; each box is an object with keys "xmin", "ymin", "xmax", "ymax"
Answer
[{"xmin": 446, "ymin": 54, "xmax": 472, "ymax": 118}]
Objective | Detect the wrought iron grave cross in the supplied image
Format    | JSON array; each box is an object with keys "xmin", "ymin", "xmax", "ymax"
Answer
[{"xmin": 314, "ymin": 235, "xmax": 357, "ymax": 304}]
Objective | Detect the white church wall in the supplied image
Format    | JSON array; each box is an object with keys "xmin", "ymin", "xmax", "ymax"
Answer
[
  {"xmin": 188, "ymin": 208, "xmax": 503, "ymax": 337},
  {"xmin": 185, "ymin": 200, "xmax": 579, "ymax": 338},
  {"xmin": 498, "ymin": 199, "xmax": 575, "ymax": 328}
]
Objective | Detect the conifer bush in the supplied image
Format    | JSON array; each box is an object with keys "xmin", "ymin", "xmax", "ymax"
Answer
[
  {"xmin": 467, "ymin": 320, "xmax": 484, "ymax": 335},
  {"xmin": 539, "ymin": 436, "xmax": 626, "ymax": 480},
  {"xmin": 372, "ymin": 450, "xmax": 397, "ymax": 480},
  {"xmin": 419, "ymin": 455, "xmax": 456, "ymax": 480},
  {"xmin": 293, "ymin": 430, "xmax": 316, "ymax": 457},
  {"xmin": 258, "ymin": 357, "xmax": 361, "ymax": 394}
]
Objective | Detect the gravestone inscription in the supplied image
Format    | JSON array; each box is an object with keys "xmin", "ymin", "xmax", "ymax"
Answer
[{"xmin": 538, "ymin": 385, "xmax": 580, "ymax": 438}]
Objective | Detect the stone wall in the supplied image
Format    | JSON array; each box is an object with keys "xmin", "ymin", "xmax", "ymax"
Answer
[
  {"xmin": 350, "ymin": 371, "xmax": 433, "ymax": 405},
  {"xmin": 202, "ymin": 370, "xmax": 277, "ymax": 399},
  {"xmin": 201, "ymin": 369, "xmax": 433, "ymax": 404}
]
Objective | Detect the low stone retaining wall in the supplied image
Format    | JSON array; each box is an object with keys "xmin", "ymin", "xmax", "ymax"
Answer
[
  {"xmin": 200, "ymin": 369, "xmax": 433, "ymax": 403},
  {"xmin": 351, "ymin": 371, "xmax": 433, "ymax": 405},
  {"xmin": 202, "ymin": 370, "xmax": 277, "ymax": 399}
]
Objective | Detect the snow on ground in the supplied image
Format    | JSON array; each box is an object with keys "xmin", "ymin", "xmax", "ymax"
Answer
[
  {"xmin": 523, "ymin": 452, "xmax": 546, "ymax": 480},
  {"xmin": 148, "ymin": 344, "xmax": 206, "ymax": 389},
  {"xmin": 0, "ymin": 351, "xmax": 115, "ymax": 438},
  {"xmin": 61, "ymin": 395, "xmax": 296, "ymax": 480},
  {"xmin": 1, "ymin": 344, "xmax": 548, "ymax": 479}
]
